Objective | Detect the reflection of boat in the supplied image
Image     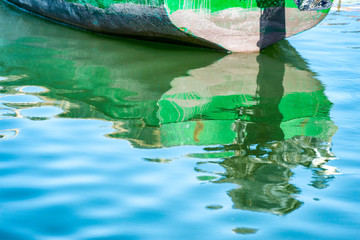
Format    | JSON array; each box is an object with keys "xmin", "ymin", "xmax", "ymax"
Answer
[
  {"xmin": 155, "ymin": 47, "xmax": 336, "ymax": 148},
  {"xmin": 4, "ymin": 0, "xmax": 333, "ymax": 52},
  {"xmin": 0, "ymin": 5, "xmax": 338, "ymax": 217},
  {"xmin": 0, "ymin": 3, "xmax": 336, "ymax": 148},
  {"xmin": 105, "ymin": 42, "xmax": 336, "ymax": 149}
]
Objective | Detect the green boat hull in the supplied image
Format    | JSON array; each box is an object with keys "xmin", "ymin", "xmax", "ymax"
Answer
[{"xmin": 4, "ymin": 0, "xmax": 333, "ymax": 51}]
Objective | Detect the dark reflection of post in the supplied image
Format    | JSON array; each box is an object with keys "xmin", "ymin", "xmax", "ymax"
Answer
[
  {"xmin": 220, "ymin": 48, "xmax": 303, "ymax": 216},
  {"xmin": 257, "ymin": 0, "xmax": 286, "ymax": 49},
  {"xmin": 204, "ymin": 43, "xmax": 338, "ymax": 215},
  {"xmin": 240, "ymin": 50, "xmax": 285, "ymax": 151}
]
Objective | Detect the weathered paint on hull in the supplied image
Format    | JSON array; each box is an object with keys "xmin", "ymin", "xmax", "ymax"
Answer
[{"xmin": 4, "ymin": 0, "xmax": 332, "ymax": 52}]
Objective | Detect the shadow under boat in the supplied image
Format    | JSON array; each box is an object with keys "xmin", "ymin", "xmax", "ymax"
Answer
[{"xmin": 0, "ymin": 3, "xmax": 338, "ymax": 216}]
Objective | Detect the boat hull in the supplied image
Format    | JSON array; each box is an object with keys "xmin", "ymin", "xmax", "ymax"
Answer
[{"xmin": 4, "ymin": 0, "xmax": 332, "ymax": 52}]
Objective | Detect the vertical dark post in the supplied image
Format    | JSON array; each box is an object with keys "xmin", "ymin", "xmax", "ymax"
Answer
[{"xmin": 256, "ymin": 0, "xmax": 286, "ymax": 49}]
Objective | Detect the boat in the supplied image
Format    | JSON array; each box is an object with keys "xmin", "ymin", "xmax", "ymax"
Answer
[{"xmin": 3, "ymin": 0, "xmax": 333, "ymax": 52}]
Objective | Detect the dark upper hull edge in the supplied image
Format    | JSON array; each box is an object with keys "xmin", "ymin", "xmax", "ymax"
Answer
[{"xmin": 4, "ymin": 0, "xmax": 226, "ymax": 50}]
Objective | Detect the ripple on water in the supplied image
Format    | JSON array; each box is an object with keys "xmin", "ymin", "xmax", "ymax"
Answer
[
  {"xmin": 0, "ymin": 109, "xmax": 16, "ymax": 119},
  {"xmin": 16, "ymin": 86, "xmax": 48, "ymax": 93},
  {"xmin": 20, "ymin": 106, "xmax": 64, "ymax": 120},
  {"xmin": 232, "ymin": 227, "xmax": 258, "ymax": 235},
  {"xmin": 206, "ymin": 204, "xmax": 223, "ymax": 210},
  {"xmin": 0, "ymin": 95, "xmax": 43, "ymax": 104},
  {"xmin": 0, "ymin": 129, "xmax": 19, "ymax": 141},
  {"xmin": 0, "ymin": 75, "xmax": 27, "ymax": 82},
  {"xmin": 0, "ymin": 187, "xmax": 45, "ymax": 202}
]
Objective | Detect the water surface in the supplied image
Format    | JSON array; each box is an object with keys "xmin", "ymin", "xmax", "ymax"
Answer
[{"xmin": 0, "ymin": 1, "xmax": 359, "ymax": 239}]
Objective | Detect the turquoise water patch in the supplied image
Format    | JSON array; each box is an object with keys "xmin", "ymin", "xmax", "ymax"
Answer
[
  {"xmin": 20, "ymin": 106, "xmax": 64, "ymax": 119},
  {"xmin": 16, "ymin": 86, "xmax": 48, "ymax": 93},
  {"xmin": 0, "ymin": 94, "xmax": 43, "ymax": 103}
]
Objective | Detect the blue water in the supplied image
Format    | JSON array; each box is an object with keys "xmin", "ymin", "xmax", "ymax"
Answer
[{"xmin": 0, "ymin": 1, "xmax": 360, "ymax": 239}]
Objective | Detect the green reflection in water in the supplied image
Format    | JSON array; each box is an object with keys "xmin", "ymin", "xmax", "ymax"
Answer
[{"xmin": 0, "ymin": 1, "xmax": 338, "ymax": 217}]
